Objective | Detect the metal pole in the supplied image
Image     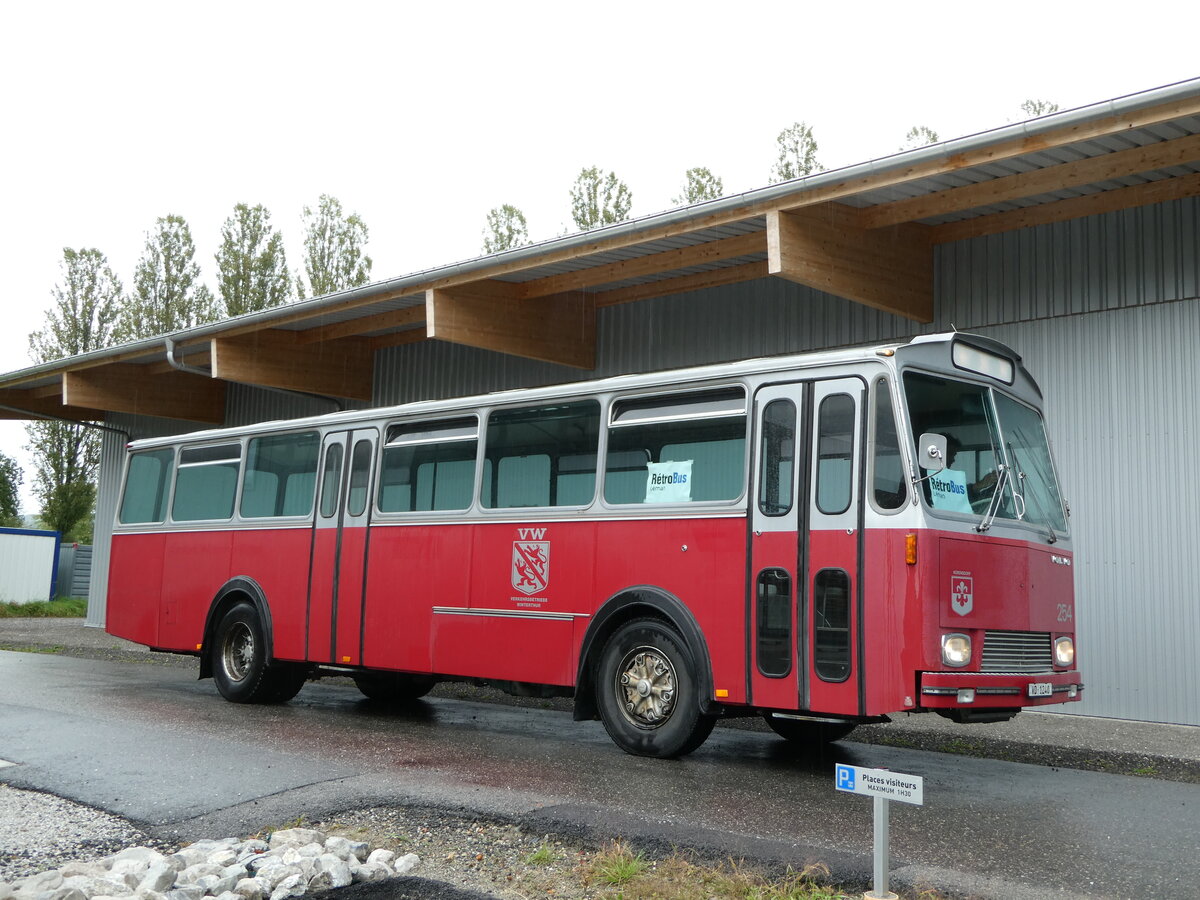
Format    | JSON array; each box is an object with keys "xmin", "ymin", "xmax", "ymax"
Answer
[{"xmin": 867, "ymin": 795, "xmax": 897, "ymax": 900}]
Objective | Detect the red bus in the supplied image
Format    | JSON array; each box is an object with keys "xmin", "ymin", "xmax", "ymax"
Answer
[{"xmin": 107, "ymin": 332, "xmax": 1080, "ymax": 757}]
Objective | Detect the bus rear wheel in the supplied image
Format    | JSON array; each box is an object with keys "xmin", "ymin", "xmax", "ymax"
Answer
[
  {"xmin": 353, "ymin": 672, "xmax": 436, "ymax": 702},
  {"xmin": 762, "ymin": 713, "xmax": 856, "ymax": 745},
  {"xmin": 596, "ymin": 618, "xmax": 715, "ymax": 758},
  {"xmin": 212, "ymin": 601, "xmax": 305, "ymax": 704}
]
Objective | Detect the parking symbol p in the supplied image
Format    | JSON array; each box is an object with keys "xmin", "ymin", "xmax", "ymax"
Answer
[{"xmin": 835, "ymin": 765, "xmax": 855, "ymax": 791}]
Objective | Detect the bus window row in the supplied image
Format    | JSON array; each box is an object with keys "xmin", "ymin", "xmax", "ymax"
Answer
[{"xmin": 118, "ymin": 387, "xmax": 753, "ymax": 525}]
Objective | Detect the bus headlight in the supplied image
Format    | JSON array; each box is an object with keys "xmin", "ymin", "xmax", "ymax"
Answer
[
  {"xmin": 1055, "ymin": 637, "xmax": 1075, "ymax": 667},
  {"xmin": 941, "ymin": 633, "xmax": 971, "ymax": 667}
]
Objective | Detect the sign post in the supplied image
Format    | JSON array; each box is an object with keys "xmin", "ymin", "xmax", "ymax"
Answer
[{"xmin": 835, "ymin": 764, "xmax": 924, "ymax": 900}]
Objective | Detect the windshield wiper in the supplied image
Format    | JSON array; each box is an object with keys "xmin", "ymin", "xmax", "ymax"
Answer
[
  {"xmin": 975, "ymin": 464, "xmax": 1010, "ymax": 533},
  {"xmin": 1007, "ymin": 444, "xmax": 1058, "ymax": 544}
]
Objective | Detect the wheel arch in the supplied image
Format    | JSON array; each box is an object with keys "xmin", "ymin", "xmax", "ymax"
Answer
[
  {"xmin": 198, "ymin": 576, "xmax": 276, "ymax": 680},
  {"xmin": 573, "ymin": 585, "xmax": 717, "ymax": 721}
]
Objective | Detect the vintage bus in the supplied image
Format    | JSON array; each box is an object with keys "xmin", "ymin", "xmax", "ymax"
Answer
[{"xmin": 107, "ymin": 332, "xmax": 1080, "ymax": 757}]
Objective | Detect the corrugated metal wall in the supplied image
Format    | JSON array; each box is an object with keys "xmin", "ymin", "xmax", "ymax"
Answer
[{"xmin": 90, "ymin": 196, "xmax": 1199, "ymax": 725}]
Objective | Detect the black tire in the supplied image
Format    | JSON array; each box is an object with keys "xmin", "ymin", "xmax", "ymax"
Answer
[
  {"xmin": 354, "ymin": 672, "xmax": 436, "ymax": 702},
  {"xmin": 211, "ymin": 601, "xmax": 304, "ymax": 704},
  {"xmin": 763, "ymin": 713, "xmax": 856, "ymax": 745},
  {"xmin": 596, "ymin": 618, "xmax": 716, "ymax": 758}
]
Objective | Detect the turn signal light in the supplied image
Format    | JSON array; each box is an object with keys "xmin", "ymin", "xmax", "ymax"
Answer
[{"xmin": 905, "ymin": 533, "xmax": 918, "ymax": 565}]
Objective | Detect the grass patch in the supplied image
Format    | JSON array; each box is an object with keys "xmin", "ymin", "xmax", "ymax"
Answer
[
  {"xmin": 586, "ymin": 850, "xmax": 855, "ymax": 899},
  {"xmin": 591, "ymin": 840, "xmax": 649, "ymax": 886},
  {"xmin": 0, "ymin": 597, "xmax": 87, "ymax": 618},
  {"xmin": 940, "ymin": 737, "xmax": 986, "ymax": 756},
  {"xmin": 1132, "ymin": 765, "xmax": 1159, "ymax": 777},
  {"xmin": 0, "ymin": 644, "xmax": 65, "ymax": 654},
  {"xmin": 525, "ymin": 844, "xmax": 556, "ymax": 868}
]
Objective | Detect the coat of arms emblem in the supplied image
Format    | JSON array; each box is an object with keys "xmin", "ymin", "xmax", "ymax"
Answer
[
  {"xmin": 512, "ymin": 536, "xmax": 550, "ymax": 595},
  {"xmin": 950, "ymin": 572, "xmax": 973, "ymax": 616}
]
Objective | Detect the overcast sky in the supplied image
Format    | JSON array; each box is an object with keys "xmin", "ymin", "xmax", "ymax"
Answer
[{"xmin": 1, "ymin": 1, "xmax": 1196, "ymax": 515}]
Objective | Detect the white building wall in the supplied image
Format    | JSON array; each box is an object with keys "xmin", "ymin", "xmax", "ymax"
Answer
[{"xmin": 0, "ymin": 529, "xmax": 59, "ymax": 604}]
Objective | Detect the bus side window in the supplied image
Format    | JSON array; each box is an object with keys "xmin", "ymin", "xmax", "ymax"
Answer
[
  {"xmin": 814, "ymin": 568, "xmax": 851, "ymax": 682},
  {"xmin": 379, "ymin": 417, "xmax": 478, "ymax": 513},
  {"xmin": 605, "ymin": 388, "xmax": 747, "ymax": 505},
  {"xmin": 482, "ymin": 401, "xmax": 600, "ymax": 509},
  {"xmin": 241, "ymin": 431, "xmax": 320, "ymax": 519},
  {"xmin": 172, "ymin": 444, "xmax": 241, "ymax": 522},
  {"xmin": 871, "ymin": 378, "xmax": 907, "ymax": 511},
  {"xmin": 758, "ymin": 399, "xmax": 796, "ymax": 516},
  {"xmin": 119, "ymin": 449, "xmax": 175, "ymax": 525},
  {"xmin": 319, "ymin": 444, "xmax": 344, "ymax": 519},
  {"xmin": 815, "ymin": 394, "xmax": 854, "ymax": 515},
  {"xmin": 346, "ymin": 440, "xmax": 373, "ymax": 517}
]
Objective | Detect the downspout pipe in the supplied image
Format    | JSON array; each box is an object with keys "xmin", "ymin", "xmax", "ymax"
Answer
[{"xmin": 165, "ymin": 338, "xmax": 346, "ymax": 413}]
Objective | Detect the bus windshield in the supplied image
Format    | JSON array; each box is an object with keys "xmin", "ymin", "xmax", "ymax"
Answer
[{"xmin": 903, "ymin": 372, "xmax": 1067, "ymax": 534}]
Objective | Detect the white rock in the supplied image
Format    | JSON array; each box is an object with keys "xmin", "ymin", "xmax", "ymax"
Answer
[
  {"xmin": 166, "ymin": 851, "xmax": 205, "ymax": 870},
  {"xmin": 350, "ymin": 862, "xmax": 391, "ymax": 884},
  {"xmin": 314, "ymin": 856, "xmax": 351, "ymax": 889},
  {"xmin": 164, "ymin": 888, "xmax": 205, "ymax": 900},
  {"xmin": 304, "ymin": 870, "xmax": 332, "ymax": 893},
  {"xmin": 266, "ymin": 874, "xmax": 305, "ymax": 900},
  {"xmin": 266, "ymin": 829, "xmax": 325, "ymax": 851},
  {"xmin": 61, "ymin": 875, "xmax": 133, "ymax": 897},
  {"xmin": 137, "ymin": 862, "xmax": 180, "ymax": 895},
  {"xmin": 0, "ymin": 880, "xmax": 13, "ymax": 900},
  {"xmin": 46, "ymin": 890, "xmax": 87, "ymax": 900},
  {"xmin": 235, "ymin": 842, "xmax": 268, "ymax": 856},
  {"xmin": 59, "ymin": 862, "xmax": 109, "ymax": 879},
  {"xmin": 176, "ymin": 864, "xmax": 224, "ymax": 886},
  {"xmin": 134, "ymin": 891, "xmax": 167, "ymax": 900},
  {"xmin": 214, "ymin": 893, "xmax": 243, "ymax": 900},
  {"xmin": 109, "ymin": 849, "xmax": 166, "ymax": 874},
  {"xmin": 393, "ymin": 853, "xmax": 419, "ymax": 876},
  {"xmin": 364, "ymin": 849, "xmax": 395, "ymax": 868},
  {"xmin": 318, "ymin": 838, "xmax": 352, "ymax": 862},
  {"xmin": 16, "ymin": 870, "xmax": 64, "ymax": 893},
  {"xmin": 206, "ymin": 851, "xmax": 237, "ymax": 869},
  {"xmin": 230, "ymin": 878, "xmax": 264, "ymax": 900}
]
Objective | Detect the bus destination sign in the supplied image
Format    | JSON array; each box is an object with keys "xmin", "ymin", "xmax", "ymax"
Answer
[{"xmin": 835, "ymin": 764, "xmax": 924, "ymax": 806}]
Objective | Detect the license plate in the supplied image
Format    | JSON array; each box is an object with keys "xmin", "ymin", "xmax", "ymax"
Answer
[{"xmin": 1027, "ymin": 682, "xmax": 1053, "ymax": 697}]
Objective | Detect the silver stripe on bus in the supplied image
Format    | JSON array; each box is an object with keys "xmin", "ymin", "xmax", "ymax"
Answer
[{"xmin": 432, "ymin": 606, "xmax": 589, "ymax": 621}]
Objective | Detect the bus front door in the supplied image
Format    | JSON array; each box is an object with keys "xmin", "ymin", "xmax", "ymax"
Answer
[
  {"xmin": 805, "ymin": 378, "xmax": 863, "ymax": 716},
  {"xmin": 309, "ymin": 428, "xmax": 378, "ymax": 666}
]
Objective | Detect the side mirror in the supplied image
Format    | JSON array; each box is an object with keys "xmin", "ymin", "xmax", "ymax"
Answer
[{"xmin": 919, "ymin": 433, "xmax": 947, "ymax": 472}]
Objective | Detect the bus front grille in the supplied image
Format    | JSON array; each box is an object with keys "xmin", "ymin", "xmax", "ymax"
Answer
[{"xmin": 981, "ymin": 631, "xmax": 1052, "ymax": 673}]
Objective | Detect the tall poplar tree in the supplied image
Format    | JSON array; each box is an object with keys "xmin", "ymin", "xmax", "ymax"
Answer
[
  {"xmin": 214, "ymin": 203, "xmax": 291, "ymax": 316},
  {"xmin": 673, "ymin": 167, "xmax": 724, "ymax": 205},
  {"xmin": 570, "ymin": 167, "xmax": 632, "ymax": 232},
  {"xmin": 770, "ymin": 121, "xmax": 822, "ymax": 183},
  {"xmin": 297, "ymin": 195, "xmax": 372, "ymax": 299},
  {"xmin": 0, "ymin": 452, "xmax": 21, "ymax": 528},
  {"xmin": 26, "ymin": 248, "xmax": 122, "ymax": 539},
  {"xmin": 900, "ymin": 125, "xmax": 940, "ymax": 152},
  {"xmin": 117, "ymin": 214, "xmax": 215, "ymax": 341},
  {"xmin": 482, "ymin": 204, "xmax": 531, "ymax": 254}
]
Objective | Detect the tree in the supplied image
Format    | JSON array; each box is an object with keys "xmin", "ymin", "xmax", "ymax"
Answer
[
  {"xmin": 900, "ymin": 125, "xmax": 940, "ymax": 152},
  {"xmin": 26, "ymin": 248, "xmax": 121, "ymax": 539},
  {"xmin": 297, "ymin": 195, "xmax": 372, "ymax": 299},
  {"xmin": 1020, "ymin": 99, "xmax": 1060, "ymax": 118},
  {"xmin": 770, "ymin": 122, "xmax": 822, "ymax": 183},
  {"xmin": 214, "ymin": 203, "xmax": 291, "ymax": 317},
  {"xmin": 673, "ymin": 167, "xmax": 724, "ymax": 205},
  {"xmin": 117, "ymin": 214, "xmax": 215, "ymax": 342},
  {"xmin": 0, "ymin": 452, "xmax": 21, "ymax": 528},
  {"xmin": 482, "ymin": 204, "xmax": 531, "ymax": 254},
  {"xmin": 569, "ymin": 167, "xmax": 632, "ymax": 232}
]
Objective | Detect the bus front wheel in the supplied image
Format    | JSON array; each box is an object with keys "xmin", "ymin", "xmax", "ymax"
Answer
[
  {"xmin": 212, "ymin": 602, "xmax": 304, "ymax": 704},
  {"xmin": 596, "ymin": 618, "xmax": 715, "ymax": 758}
]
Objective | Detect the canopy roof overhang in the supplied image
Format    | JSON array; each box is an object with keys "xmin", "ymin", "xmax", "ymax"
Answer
[{"xmin": 3, "ymin": 78, "xmax": 1199, "ymax": 425}]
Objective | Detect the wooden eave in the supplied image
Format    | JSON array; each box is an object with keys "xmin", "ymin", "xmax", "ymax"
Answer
[{"xmin": 3, "ymin": 87, "xmax": 1198, "ymax": 424}]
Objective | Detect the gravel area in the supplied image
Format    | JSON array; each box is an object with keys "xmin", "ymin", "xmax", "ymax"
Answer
[{"xmin": 0, "ymin": 784, "xmax": 163, "ymax": 883}]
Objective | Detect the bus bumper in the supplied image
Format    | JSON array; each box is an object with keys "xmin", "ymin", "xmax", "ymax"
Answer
[{"xmin": 919, "ymin": 670, "xmax": 1083, "ymax": 709}]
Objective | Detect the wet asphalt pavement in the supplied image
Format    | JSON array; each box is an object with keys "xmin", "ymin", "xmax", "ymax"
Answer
[{"xmin": 1, "ymin": 637, "xmax": 1199, "ymax": 899}]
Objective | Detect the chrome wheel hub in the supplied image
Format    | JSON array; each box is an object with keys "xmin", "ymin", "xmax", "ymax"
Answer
[
  {"xmin": 222, "ymin": 622, "xmax": 255, "ymax": 683},
  {"xmin": 616, "ymin": 647, "xmax": 677, "ymax": 729}
]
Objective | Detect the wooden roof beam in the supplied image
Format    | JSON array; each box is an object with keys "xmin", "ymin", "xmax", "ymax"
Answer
[
  {"xmin": 517, "ymin": 231, "xmax": 767, "ymax": 299},
  {"xmin": 0, "ymin": 388, "xmax": 108, "ymax": 422},
  {"xmin": 596, "ymin": 261, "xmax": 770, "ymax": 307},
  {"xmin": 862, "ymin": 132, "xmax": 1200, "ymax": 229},
  {"xmin": 292, "ymin": 305, "xmax": 426, "ymax": 345},
  {"xmin": 426, "ymin": 279, "xmax": 595, "ymax": 369},
  {"xmin": 767, "ymin": 204, "xmax": 933, "ymax": 322},
  {"xmin": 932, "ymin": 170, "xmax": 1200, "ymax": 244},
  {"xmin": 62, "ymin": 364, "xmax": 226, "ymax": 424},
  {"xmin": 211, "ymin": 329, "xmax": 374, "ymax": 402}
]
